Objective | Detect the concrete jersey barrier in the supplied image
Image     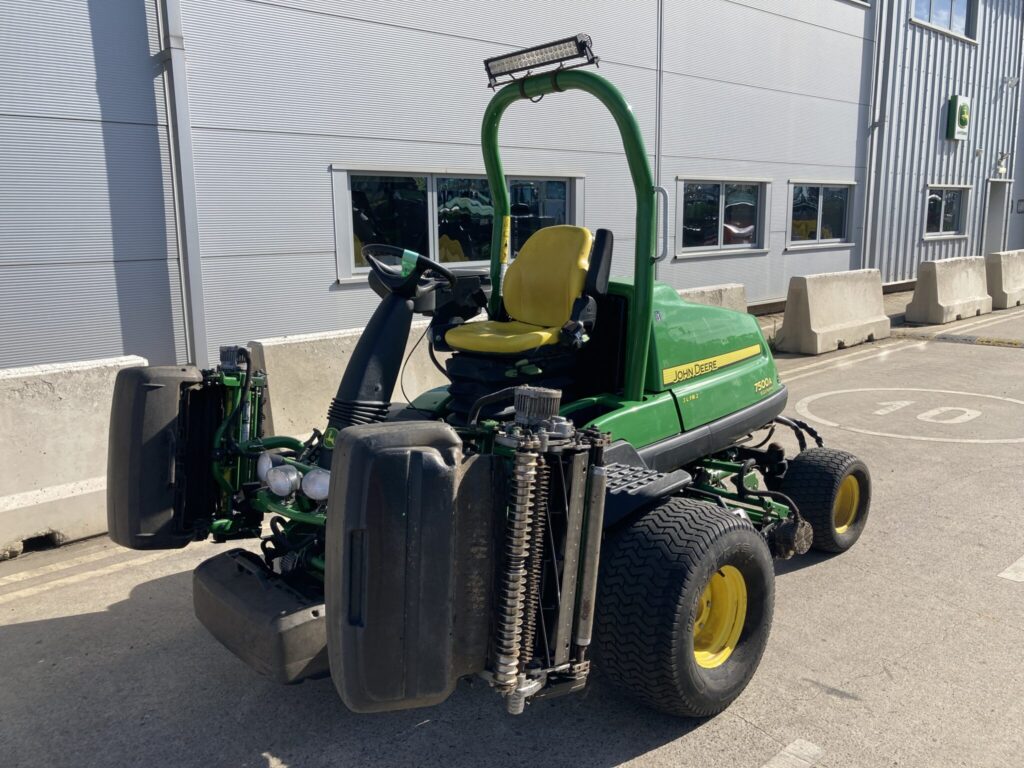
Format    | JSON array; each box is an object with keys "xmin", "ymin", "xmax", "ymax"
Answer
[
  {"xmin": 905, "ymin": 256, "xmax": 992, "ymax": 325},
  {"xmin": 0, "ymin": 355, "xmax": 147, "ymax": 557},
  {"xmin": 249, "ymin": 322, "xmax": 449, "ymax": 439},
  {"xmin": 985, "ymin": 250, "xmax": 1024, "ymax": 309},
  {"xmin": 677, "ymin": 283, "xmax": 748, "ymax": 314},
  {"xmin": 776, "ymin": 269, "xmax": 891, "ymax": 355}
]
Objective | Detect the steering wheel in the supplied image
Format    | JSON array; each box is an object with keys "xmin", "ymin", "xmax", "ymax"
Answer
[{"xmin": 362, "ymin": 244, "xmax": 457, "ymax": 299}]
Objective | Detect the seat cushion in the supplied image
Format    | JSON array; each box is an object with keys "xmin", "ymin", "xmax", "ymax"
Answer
[
  {"xmin": 445, "ymin": 320, "xmax": 561, "ymax": 354},
  {"xmin": 503, "ymin": 225, "xmax": 593, "ymax": 328}
]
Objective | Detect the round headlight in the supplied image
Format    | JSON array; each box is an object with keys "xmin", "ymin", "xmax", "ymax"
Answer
[
  {"xmin": 266, "ymin": 464, "xmax": 301, "ymax": 497},
  {"xmin": 256, "ymin": 451, "xmax": 284, "ymax": 483},
  {"xmin": 301, "ymin": 468, "xmax": 331, "ymax": 502}
]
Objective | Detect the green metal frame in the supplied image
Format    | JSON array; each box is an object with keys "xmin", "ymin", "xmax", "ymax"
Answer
[{"xmin": 481, "ymin": 70, "xmax": 657, "ymax": 402}]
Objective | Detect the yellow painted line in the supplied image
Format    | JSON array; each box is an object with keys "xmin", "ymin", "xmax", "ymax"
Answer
[
  {"xmin": 998, "ymin": 555, "xmax": 1024, "ymax": 582},
  {"xmin": 0, "ymin": 547, "xmax": 120, "ymax": 587},
  {"xmin": 662, "ymin": 344, "xmax": 761, "ymax": 386},
  {"xmin": 0, "ymin": 550, "xmax": 174, "ymax": 606},
  {"xmin": 761, "ymin": 739, "xmax": 823, "ymax": 768}
]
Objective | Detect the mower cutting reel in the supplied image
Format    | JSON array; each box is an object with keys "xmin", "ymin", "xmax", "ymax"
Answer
[{"xmin": 105, "ymin": 35, "xmax": 872, "ymax": 720}]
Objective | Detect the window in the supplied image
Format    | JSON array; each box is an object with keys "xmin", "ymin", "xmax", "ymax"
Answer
[
  {"xmin": 350, "ymin": 175, "xmax": 429, "ymax": 267},
  {"xmin": 914, "ymin": 0, "xmax": 972, "ymax": 37},
  {"xmin": 344, "ymin": 172, "xmax": 571, "ymax": 270},
  {"xmin": 678, "ymin": 180, "xmax": 762, "ymax": 251},
  {"xmin": 789, "ymin": 185, "xmax": 852, "ymax": 244},
  {"xmin": 925, "ymin": 187, "xmax": 967, "ymax": 235}
]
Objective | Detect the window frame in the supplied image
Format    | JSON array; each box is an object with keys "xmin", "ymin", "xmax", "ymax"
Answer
[
  {"xmin": 674, "ymin": 177, "xmax": 769, "ymax": 256},
  {"xmin": 330, "ymin": 166, "xmax": 581, "ymax": 282},
  {"xmin": 923, "ymin": 184, "xmax": 970, "ymax": 238},
  {"xmin": 786, "ymin": 181, "xmax": 856, "ymax": 247},
  {"xmin": 910, "ymin": 0, "xmax": 978, "ymax": 43}
]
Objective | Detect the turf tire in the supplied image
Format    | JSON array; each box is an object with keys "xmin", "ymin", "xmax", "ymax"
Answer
[
  {"xmin": 595, "ymin": 497, "xmax": 774, "ymax": 718},
  {"xmin": 779, "ymin": 447, "xmax": 870, "ymax": 553}
]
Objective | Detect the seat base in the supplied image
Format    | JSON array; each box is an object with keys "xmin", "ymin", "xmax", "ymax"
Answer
[{"xmin": 444, "ymin": 319, "xmax": 561, "ymax": 354}]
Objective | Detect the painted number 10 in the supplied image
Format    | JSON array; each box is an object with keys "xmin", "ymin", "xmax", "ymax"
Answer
[{"xmin": 873, "ymin": 401, "xmax": 981, "ymax": 424}]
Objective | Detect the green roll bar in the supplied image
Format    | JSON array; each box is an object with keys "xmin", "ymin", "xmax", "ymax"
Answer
[{"xmin": 481, "ymin": 70, "xmax": 656, "ymax": 402}]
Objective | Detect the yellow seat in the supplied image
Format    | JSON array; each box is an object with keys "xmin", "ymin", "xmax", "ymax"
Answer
[{"xmin": 445, "ymin": 225, "xmax": 593, "ymax": 354}]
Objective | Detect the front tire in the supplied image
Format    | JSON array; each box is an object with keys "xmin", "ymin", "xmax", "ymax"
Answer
[
  {"xmin": 779, "ymin": 448, "xmax": 870, "ymax": 553},
  {"xmin": 595, "ymin": 498, "xmax": 775, "ymax": 718}
]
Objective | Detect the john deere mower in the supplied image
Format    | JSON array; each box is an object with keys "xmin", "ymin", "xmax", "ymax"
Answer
[{"xmin": 107, "ymin": 36, "xmax": 870, "ymax": 718}]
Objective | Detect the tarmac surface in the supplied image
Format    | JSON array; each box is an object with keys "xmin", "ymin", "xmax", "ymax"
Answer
[{"xmin": 2, "ymin": 306, "xmax": 1024, "ymax": 768}]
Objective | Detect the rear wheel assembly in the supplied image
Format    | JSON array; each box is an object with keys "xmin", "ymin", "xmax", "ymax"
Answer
[
  {"xmin": 595, "ymin": 497, "xmax": 775, "ymax": 718},
  {"xmin": 779, "ymin": 447, "xmax": 870, "ymax": 553}
]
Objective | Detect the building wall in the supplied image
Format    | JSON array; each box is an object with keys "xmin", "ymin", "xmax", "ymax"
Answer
[
  {"xmin": 657, "ymin": 0, "xmax": 875, "ymax": 302},
  {"xmin": 865, "ymin": 0, "xmax": 1024, "ymax": 281},
  {"xmin": 178, "ymin": 0, "xmax": 875, "ymax": 361},
  {"xmin": 0, "ymin": 0, "xmax": 187, "ymax": 368},
  {"xmin": 1009, "ymin": 95, "xmax": 1024, "ymax": 249}
]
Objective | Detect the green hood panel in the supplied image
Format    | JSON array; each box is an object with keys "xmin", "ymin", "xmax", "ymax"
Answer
[{"xmin": 609, "ymin": 278, "xmax": 782, "ymax": 431}]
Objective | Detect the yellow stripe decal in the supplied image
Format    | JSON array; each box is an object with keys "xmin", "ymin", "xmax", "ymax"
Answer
[
  {"xmin": 500, "ymin": 215, "xmax": 511, "ymax": 264},
  {"xmin": 662, "ymin": 344, "xmax": 762, "ymax": 386}
]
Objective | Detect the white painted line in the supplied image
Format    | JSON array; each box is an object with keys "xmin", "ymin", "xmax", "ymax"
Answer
[
  {"xmin": 780, "ymin": 340, "xmax": 906, "ymax": 376},
  {"xmin": 0, "ymin": 550, "xmax": 174, "ymax": 606},
  {"xmin": 783, "ymin": 342, "xmax": 921, "ymax": 384},
  {"xmin": 795, "ymin": 387, "xmax": 1024, "ymax": 444},
  {"xmin": 0, "ymin": 476, "xmax": 105, "ymax": 514},
  {"xmin": 998, "ymin": 555, "xmax": 1024, "ymax": 582},
  {"xmin": 761, "ymin": 739, "xmax": 823, "ymax": 768},
  {"xmin": 0, "ymin": 547, "xmax": 120, "ymax": 587}
]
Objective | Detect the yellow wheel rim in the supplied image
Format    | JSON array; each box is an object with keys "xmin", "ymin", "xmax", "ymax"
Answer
[
  {"xmin": 833, "ymin": 475, "xmax": 860, "ymax": 534},
  {"xmin": 693, "ymin": 565, "xmax": 747, "ymax": 669}
]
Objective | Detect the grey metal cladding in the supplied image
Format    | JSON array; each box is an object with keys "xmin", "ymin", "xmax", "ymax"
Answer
[
  {"xmin": 867, "ymin": 0, "xmax": 1024, "ymax": 282},
  {"xmin": 0, "ymin": 0, "xmax": 186, "ymax": 367},
  {"xmin": 0, "ymin": 259, "xmax": 187, "ymax": 369},
  {"xmin": 657, "ymin": 0, "xmax": 873, "ymax": 301}
]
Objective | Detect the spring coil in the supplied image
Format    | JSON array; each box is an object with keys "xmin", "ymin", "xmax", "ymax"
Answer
[
  {"xmin": 493, "ymin": 446, "xmax": 537, "ymax": 691},
  {"xmin": 519, "ymin": 455, "xmax": 549, "ymax": 668}
]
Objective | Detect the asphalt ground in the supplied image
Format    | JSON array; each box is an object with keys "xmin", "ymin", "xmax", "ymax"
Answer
[{"xmin": 2, "ymin": 307, "xmax": 1023, "ymax": 768}]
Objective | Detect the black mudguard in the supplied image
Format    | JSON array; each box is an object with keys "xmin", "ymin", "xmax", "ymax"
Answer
[
  {"xmin": 107, "ymin": 365, "xmax": 210, "ymax": 549},
  {"xmin": 325, "ymin": 421, "xmax": 495, "ymax": 713}
]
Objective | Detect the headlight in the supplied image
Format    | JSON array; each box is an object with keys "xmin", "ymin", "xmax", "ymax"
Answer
[
  {"xmin": 301, "ymin": 468, "xmax": 331, "ymax": 502},
  {"xmin": 256, "ymin": 451, "xmax": 284, "ymax": 482},
  {"xmin": 266, "ymin": 464, "xmax": 301, "ymax": 497}
]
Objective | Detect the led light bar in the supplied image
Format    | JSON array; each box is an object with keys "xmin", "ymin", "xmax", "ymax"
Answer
[{"xmin": 484, "ymin": 34, "xmax": 597, "ymax": 87}]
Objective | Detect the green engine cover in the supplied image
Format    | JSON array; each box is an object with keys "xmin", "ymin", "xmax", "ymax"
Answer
[{"xmin": 610, "ymin": 278, "xmax": 781, "ymax": 431}]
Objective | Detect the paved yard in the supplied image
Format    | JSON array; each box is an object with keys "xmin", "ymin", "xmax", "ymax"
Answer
[{"xmin": 2, "ymin": 308, "xmax": 1023, "ymax": 768}]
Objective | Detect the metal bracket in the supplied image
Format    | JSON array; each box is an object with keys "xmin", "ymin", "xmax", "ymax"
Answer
[{"xmin": 653, "ymin": 185, "xmax": 669, "ymax": 262}]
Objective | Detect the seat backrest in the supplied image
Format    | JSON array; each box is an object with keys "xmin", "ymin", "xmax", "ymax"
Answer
[{"xmin": 503, "ymin": 225, "xmax": 593, "ymax": 328}]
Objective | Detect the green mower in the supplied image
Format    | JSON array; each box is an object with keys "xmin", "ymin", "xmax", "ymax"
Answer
[{"xmin": 107, "ymin": 36, "xmax": 870, "ymax": 718}]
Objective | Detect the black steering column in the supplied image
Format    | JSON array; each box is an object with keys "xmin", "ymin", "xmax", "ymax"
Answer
[{"xmin": 317, "ymin": 246, "xmax": 457, "ymax": 468}]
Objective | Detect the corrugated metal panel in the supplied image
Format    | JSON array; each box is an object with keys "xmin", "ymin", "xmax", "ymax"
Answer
[
  {"xmin": 867, "ymin": 0, "xmax": 1024, "ymax": 281},
  {"xmin": 657, "ymin": 0, "xmax": 873, "ymax": 302},
  {"xmin": 0, "ymin": 259, "xmax": 187, "ymax": 368},
  {"xmin": 0, "ymin": 0, "xmax": 186, "ymax": 367},
  {"xmin": 0, "ymin": 116, "xmax": 178, "ymax": 265},
  {"xmin": 0, "ymin": 0, "xmax": 167, "ymax": 124},
  {"xmin": 181, "ymin": 0, "xmax": 874, "ymax": 339},
  {"xmin": 180, "ymin": 0, "xmax": 659, "ymax": 353}
]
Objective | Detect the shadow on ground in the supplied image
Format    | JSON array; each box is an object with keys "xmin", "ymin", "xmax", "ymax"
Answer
[{"xmin": 0, "ymin": 571, "xmax": 706, "ymax": 768}]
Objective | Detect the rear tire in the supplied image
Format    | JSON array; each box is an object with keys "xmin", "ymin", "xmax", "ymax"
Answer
[
  {"xmin": 595, "ymin": 498, "xmax": 775, "ymax": 718},
  {"xmin": 779, "ymin": 448, "xmax": 870, "ymax": 553}
]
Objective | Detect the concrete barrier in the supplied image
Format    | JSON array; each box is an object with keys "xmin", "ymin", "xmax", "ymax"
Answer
[
  {"xmin": 249, "ymin": 322, "xmax": 449, "ymax": 439},
  {"xmin": 776, "ymin": 269, "xmax": 890, "ymax": 355},
  {"xmin": 905, "ymin": 256, "xmax": 992, "ymax": 325},
  {"xmin": 986, "ymin": 250, "xmax": 1024, "ymax": 309},
  {"xmin": 0, "ymin": 355, "xmax": 146, "ymax": 558},
  {"xmin": 678, "ymin": 283, "xmax": 748, "ymax": 313}
]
